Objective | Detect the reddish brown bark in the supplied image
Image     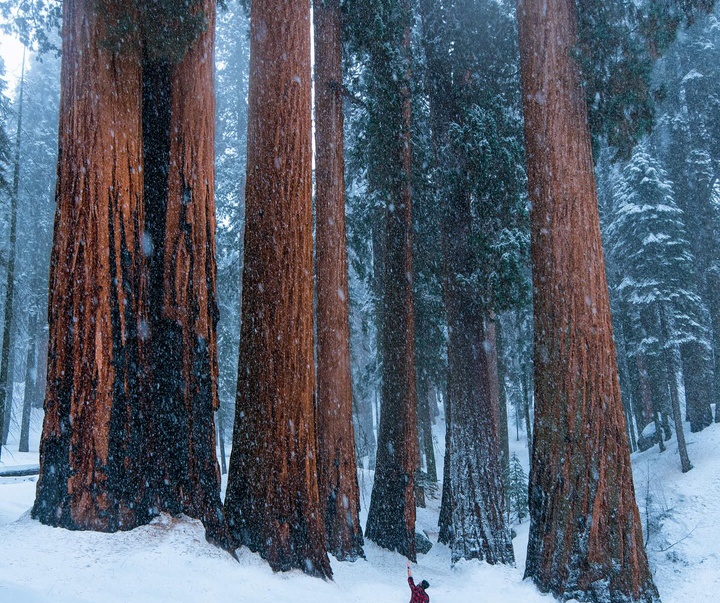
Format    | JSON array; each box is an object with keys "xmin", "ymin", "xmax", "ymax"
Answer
[
  {"xmin": 517, "ymin": 0, "xmax": 659, "ymax": 600},
  {"xmin": 33, "ymin": 0, "xmax": 228, "ymax": 546},
  {"xmin": 365, "ymin": 1, "xmax": 419, "ymax": 560},
  {"xmin": 143, "ymin": 0, "xmax": 230, "ymax": 548},
  {"xmin": 32, "ymin": 0, "xmax": 148, "ymax": 531},
  {"xmin": 314, "ymin": 0, "xmax": 364, "ymax": 562},
  {"xmin": 224, "ymin": 0, "xmax": 331, "ymax": 578}
]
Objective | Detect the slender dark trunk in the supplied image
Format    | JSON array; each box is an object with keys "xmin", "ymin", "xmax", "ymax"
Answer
[
  {"xmin": 680, "ymin": 340, "xmax": 713, "ymax": 433},
  {"xmin": 417, "ymin": 377, "xmax": 437, "ymax": 483},
  {"xmin": 438, "ymin": 382, "xmax": 452, "ymax": 545},
  {"xmin": 217, "ymin": 410, "xmax": 227, "ymax": 476},
  {"xmin": 659, "ymin": 305, "xmax": 692, "ymax": 473},
  {"xmin": 19, "ymin": 262, "xmax": 43, "ymax": 453},
  {"xmin": 706, "ymin": 266, "xmax": 720, "ymax": 422},
  {"xmin": 0, "ymin": 48, "xmax": 25, "ymax": 457},
  {"xmin": 632, "ymin": 354, "xmax": 656, "ymax": 451}
]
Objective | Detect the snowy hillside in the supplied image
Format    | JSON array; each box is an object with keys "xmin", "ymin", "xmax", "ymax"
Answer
[{"xmin": 1, "ymin": 419, "xmax": 719, "ymax": 602}]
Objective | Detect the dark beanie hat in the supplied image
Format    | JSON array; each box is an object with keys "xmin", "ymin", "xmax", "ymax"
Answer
[{"xmin": 421, "ymin": 580, "xmax": 430, "ymax": 590}]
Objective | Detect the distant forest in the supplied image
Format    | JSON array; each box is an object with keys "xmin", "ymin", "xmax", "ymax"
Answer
[{"xmin": 1, "ymin": 2, "xmax": 719, "ymax": 602}]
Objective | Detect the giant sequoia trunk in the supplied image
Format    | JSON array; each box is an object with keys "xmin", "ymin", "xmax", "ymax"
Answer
[
  {"xmin": 34, "ymin": 0, "xmax": 228, "ymax": 544},
  {"xmin": 313, "ymin": 0, "xmax": 364, "ymax": 562},
  {"xmin": 224, "ymin": 0, "xmax": 331, "ymax": 578},
  {"xmin": 516, "ymin": 0, "xmax": 659, "ymax": 601},
  {"xmin": 364, "ymin": 2, "xmax": 419, "ymax": 560},
  {"xmin": 32, "ymin": 0, "xmax": 149, "ymax": 530},
  {"xmin": 143, "ymin": 0, "xmax": 229, "ymax": 548}
]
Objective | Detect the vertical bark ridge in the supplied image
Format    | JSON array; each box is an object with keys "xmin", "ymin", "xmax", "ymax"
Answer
[
  {"xmin": 517, "ymin": 0, "xmax": 660, "ymax": 600},
  {"xmin": 225, "ymin": 0, "xmax": 331, "ymax": 578},
  {"xmin": 419, "ymin": 0, "xmax": 513, "ymax": 564},
  {"xmin": 314, "ymin": 0, "xmax": 364, "ymax": 562},
  {"xmin": 156, "ymin": 0, "xmax": 228, "ymax": 548},
  {"xmin": 33, "ymin": 0, "xmax": 148, "ymax": 531}
]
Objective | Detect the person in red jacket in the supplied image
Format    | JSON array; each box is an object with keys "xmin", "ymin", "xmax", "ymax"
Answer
[{"xmin": 406, "ymin": 560, "xmax": 430, "ymax": 603}]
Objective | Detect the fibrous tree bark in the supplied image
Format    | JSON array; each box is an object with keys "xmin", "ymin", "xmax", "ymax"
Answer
[
  {"xmin": 487, "ymin": 317, "xmax": 510, "ymax": 474},
  {"xmin": 34, "ymin": 0, "xmax": 229, "ymax": 545},
  {"xmin": 314, "ymin": 0, "xmax": 364, "ymax": 562},
  {"xmin": 32, "ymin": 0, "xmax": 149, "ymax": 530},
  {"xmin": 517, "ymin": 0, "xmax": 660, "ymax": 600},
  {"xmin": 364, "ymin": 0, "xmax": 419, "ymax": 561},
  {"xmin": 443, "ymin": 205, "xmax": 515, "ymax": 565},
  {"xmin": 224, "ymin": 0, "xmax": 331, "ymax": 578},
  {"xmin": 143, "ymin": 0, "xmax": 230, "ymax": 548}
]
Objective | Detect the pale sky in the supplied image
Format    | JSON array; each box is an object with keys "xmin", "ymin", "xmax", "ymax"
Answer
[{"xmin": 0, "ymin": 33, "xmax": 27, "ymax": 98}]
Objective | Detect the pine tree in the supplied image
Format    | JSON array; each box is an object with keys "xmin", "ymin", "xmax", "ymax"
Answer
[
  {"xmin": 651, "ymin": 20, "xmax": 720, "ymax": 428},
  {"xmin": 14, "ymin": 47, "xmax": 60, "ymax": 454},
  {"xmin": 606, "ymin": 145, "xmax": 702, "ymax": 469},
  {"xmin": 505, "ymin": 453, "xmax": 528, "ymax": 524},
  {"xmin": 224, "ymin": 0, "xmax": 332, "ymax": 578},
  {"xmin": 214, "ymin": 3, "xmax": 249, "ymax": 475},
  {"xmin": 517, "ymin": 0, "xmax": 659, "ymax": 600},
  {"xmin": 0, "ymin": 56, "xmax": 15, "ymax": 457}
]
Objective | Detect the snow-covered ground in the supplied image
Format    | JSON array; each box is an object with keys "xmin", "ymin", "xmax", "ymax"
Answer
[{"xmin": 1, "ymin": 410, "xmax": 718, "ymax": 602}]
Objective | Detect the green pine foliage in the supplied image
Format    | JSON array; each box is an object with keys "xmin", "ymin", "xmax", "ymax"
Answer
[
  {"xmin": 504, "ymin": 453, "xmax": 528, "ymax": 525},
  {"xmin": 214, "ymin": 3, "xmax": 249, "ymax": 440},
  {"xmin": 0, "ymin": 1, "xmax": 211, "ymax": 61},
  {"xmin": 606, "ymin": 145, "xmax": 710, "ymax": 356},
  {"xmin": 429, "ymin": 0, "xmax": 530, "ymax": 315},
  {"xmin": 576, "ymin": 0, "xmax": 717, "ymax": 158}
]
